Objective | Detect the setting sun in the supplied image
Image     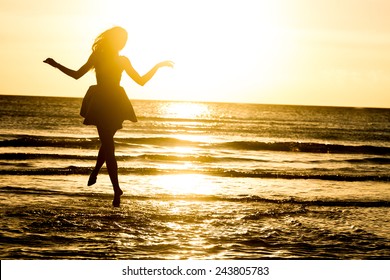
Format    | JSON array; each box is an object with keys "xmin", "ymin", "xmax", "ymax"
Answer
[{"xmin": 100, "ymin": 1, "xmax": 294, "ymax": 103}]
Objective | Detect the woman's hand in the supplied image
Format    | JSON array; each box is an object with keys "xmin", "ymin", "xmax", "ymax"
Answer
[
  {"xmin": 157, "ymin": 60, "xmax": 174, "ymax": 68},
  {"xmin": 43, "ymin": 58, "xmax": 58, "ymax": 68}
]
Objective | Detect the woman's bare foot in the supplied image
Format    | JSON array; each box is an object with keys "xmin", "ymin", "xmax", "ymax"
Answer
[
  {"xmin": 112, "ymin": 189, "xmax": 123, "ymax": 207},
  {"xmin": 87, "ymin": 173, "xmax": 97, "ymax": 186}
]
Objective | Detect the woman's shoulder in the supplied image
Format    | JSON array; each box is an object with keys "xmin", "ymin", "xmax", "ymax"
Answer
[
  {"xmin": 119, "ymin": 55, "xmax": 130, "ymax": 63},
  {"xmin": 89, "ymin": 51, "xmax": 98, "ymax": 61},
  {"xmin": 119, "ymin": 56, "xmax": 133, "ymax": 69}
]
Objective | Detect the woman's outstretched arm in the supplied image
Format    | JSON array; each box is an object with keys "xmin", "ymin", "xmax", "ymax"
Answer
[
  {"xmin": 43, "ymin": 55, "xmax": 94, "ymax": 80},
  {"xmin": 123, "ymin": 57, "xmax": 173, "ymax": 86}
]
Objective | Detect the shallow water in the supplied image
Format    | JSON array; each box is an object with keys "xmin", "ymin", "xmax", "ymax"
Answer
[{"xmin": 1, "ymin": 169, "xmax": 389, "ymax": 260}]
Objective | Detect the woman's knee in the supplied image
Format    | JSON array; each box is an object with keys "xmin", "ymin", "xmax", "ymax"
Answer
[{"xmin": 97, "ymin": 127, "xmax": 116, "ymax": 143}]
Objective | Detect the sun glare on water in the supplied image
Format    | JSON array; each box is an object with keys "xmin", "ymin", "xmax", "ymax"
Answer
[
  {"xmin": 151, "ymin": 174, "xmax": 218, "ymax": 195},
  {"xmin": 159, "ymin": 102, "xmax": 214, "ymax": 142},
  {"xmin": 161, "ymin": 102, "xmax": 210, "ymax": 119}
]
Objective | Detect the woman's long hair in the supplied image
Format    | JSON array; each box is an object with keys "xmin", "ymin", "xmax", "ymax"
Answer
[{"xmin": 92, "ymin": 26, "xmax": 128, "ymax": 56}]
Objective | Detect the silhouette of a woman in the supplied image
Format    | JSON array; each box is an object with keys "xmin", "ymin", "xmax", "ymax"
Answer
[{"xmin": 44, "ymin": 26, "xmax": 173, "ymax": 207}]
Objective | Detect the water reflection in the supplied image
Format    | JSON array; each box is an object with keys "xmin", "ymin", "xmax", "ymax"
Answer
[
  {"xmin": 160, "ymin": 102, "xmax": 210, "ymax": 119},
  {"xmin": 151, "ymin": 174, "xmax": 217, "ymax": 195}
]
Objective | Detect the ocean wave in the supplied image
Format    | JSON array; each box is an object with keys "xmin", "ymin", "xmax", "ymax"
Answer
[
  {"xmin": 1, "ymin": 152, "xmax": 390, "ymax": 168},
  {"xmin": 344, "ymin": 157, "xmax": 390, "ymax": 164},
  {"xmin": 0, "ymin": 135, "xmax": 101, "ymax": 149},
  {"xmin": 210, "ymin": 141, "xmax": 390, "ymax": 155},
  {"xmin": 0, "ymin": 166, "xmax": 389, "ymax": 182},
  {"xmin": 1, "ymin": 134, "xmax": 389, "ymax": 155},
  {"xmin": 0, "ymin": 152, "xmax": 262, "ymax": 163},
  {"xmin": 0, "ymin": 153, "xmax": 97, "ymax": 161},
  {"xmin": 1, "ymin": 186, "xmax": 389, "ymax": 208},
  {"xmin": 306, "ymin": 157, "xmax": 390, "ymax": 165}
]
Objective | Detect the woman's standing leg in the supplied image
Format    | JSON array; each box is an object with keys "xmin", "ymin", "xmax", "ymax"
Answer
[{"xmin": 97, "ymin": 125, "xmax": 123, "ymax": 207}]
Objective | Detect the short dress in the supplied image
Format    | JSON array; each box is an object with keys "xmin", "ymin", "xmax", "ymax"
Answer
[{"xmin": 80, "ymin": 85, "xmax": 138, "ymax": 131}]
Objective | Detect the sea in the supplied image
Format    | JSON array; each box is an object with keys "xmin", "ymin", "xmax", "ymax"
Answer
[{"xmin": 0, "ymin": 94, "xmax": 389, "ymax": 260}]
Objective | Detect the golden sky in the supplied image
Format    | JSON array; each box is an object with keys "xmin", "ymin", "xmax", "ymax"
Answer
[{"xmin": 1, "ymin": 0, "xmax": 390, "ymax": 107}]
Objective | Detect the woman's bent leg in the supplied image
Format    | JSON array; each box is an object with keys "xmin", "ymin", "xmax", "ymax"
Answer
[{"xmin": 88, "ymin": 145, "xmax": 106, "ymax": 186}]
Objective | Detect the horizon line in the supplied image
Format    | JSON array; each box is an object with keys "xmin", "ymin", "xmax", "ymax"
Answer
[{"xmin": 1, "ymin": 93, "xmax": 389, "ymax": 110}]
